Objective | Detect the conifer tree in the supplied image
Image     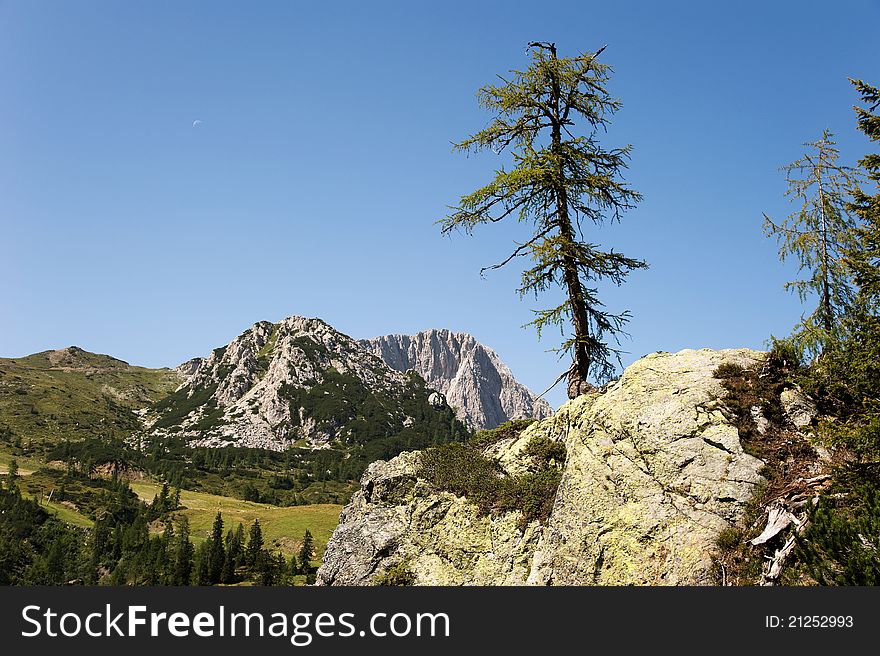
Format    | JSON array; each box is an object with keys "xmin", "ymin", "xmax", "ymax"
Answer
[
  {"xmin": 221, "ymin": 523, "xmax": 244, "ymax": 584},
  {"xmin": 245, "ymin": 519, "xmax": 264, "ymax": 568},
  {"xmin": 763, "ymin": 129, "xmax": 861, "ymax": 357},
  {"xmin": 157, "ymin": 521, "xmax": 174, "ymax": 585},
  {"xmin": 845, "ymin": 79, "xmax": 880, "ymax": 304},
  {"xmin": 798, "ymin": 82, "xmax": 880, "ymax": 425},
  {"xmin": 207, "ymin": 512, "xmax": 225, "ymax": 584},
  {"xmin": 194, "ymin": 541, "xmax": 211, "ymax": 586},
  {"xmin": 440, "ymin": 42, "xmax": 646, "ymax": 395},
  {"xmin": 298, "ymin": 529, "xmax": 314, "ymax": 574},
  {"xmin": 172, "ymin": 515, "xmax": 194, "ymax": 585},
  {"xmin": 791, "ymin": 81, "xmax": 880, "ymax": 581}
]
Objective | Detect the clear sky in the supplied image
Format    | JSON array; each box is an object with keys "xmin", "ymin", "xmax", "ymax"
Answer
[{"xmin": 2, "ymin": 1, "xmax": 878, "ymax": 408}]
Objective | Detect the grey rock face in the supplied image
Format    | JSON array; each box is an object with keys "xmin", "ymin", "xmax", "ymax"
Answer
[
  {"xmin": 315, "ymin": 451, "xmax": 543, "ymax": 586},
  {"xmin": 361, "ymin": 329, "xmax": 552, "ymax": 431},
  {"xmin": 780, "ymin": 387, "xmax": 817, "ymax": 428},
  {"xmin": 176, "ymin": 358, "xmax": 203, "ymax": 379},
  {"xmin": 317, "ymin": 348, "xmax": 769, "ymax": 586},
  {"xmin": 527, "ymin": 348, "xmax": 766, "ymax": 585}
]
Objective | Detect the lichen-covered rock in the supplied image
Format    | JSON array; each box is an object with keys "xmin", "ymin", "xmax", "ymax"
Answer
[
  {"xmin": 317, "ymin": 348, "xmax": 768, "ymax": 586},
  {"xmin": 315, "ymin": 451, "xmax": 542, "ymax": 586},
  {"xmin": 780, "ymin": 387, "xmax": 816, "ymax": 428},
  {"xmin": 528, "ymin": 348, "xmax": 765, "ymax": 585}
]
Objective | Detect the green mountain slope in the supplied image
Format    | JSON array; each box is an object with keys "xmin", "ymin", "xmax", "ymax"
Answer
[{"xmin": 0, "ymin": 346, "xmax": 179, "ymax": 449}]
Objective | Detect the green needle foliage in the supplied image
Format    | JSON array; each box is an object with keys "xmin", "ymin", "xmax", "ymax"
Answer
[
  {"xmin": 440, "ymin": 42, "xmax": 647, "ymax": 393},
  {"xmin": 803, "ymin": 83, "xmax": 880, "ymax": 442},
  {"xmin": 763, "ymin": 129, "xmax": 861, "ymax": 359},
  {"xmin": 789, "ymin": 81, "xmax": 880, "ymax": 584},
  {"xmin": 845, "ymin": 79, "xmax": 880, "ymax": 306}
]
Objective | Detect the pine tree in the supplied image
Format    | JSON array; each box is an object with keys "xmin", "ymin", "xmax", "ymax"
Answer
[
  {"xmin": 221, "ymin": 523, "xmax": 243, "ymax": 584},
  {"xmin": 763, "ymin": 129, "xmax": 861, "ymax": 357},
  {"xmin": 805, "ymin": 82, "xmax": 880, "ymax": 421},
  {"xmin": 207, "ymin": 512, "xmax": 225, "ymax": 584},
  {"xmin": 440, "ymin": 42, "xmax": 646, "ymax": 395},
  {"xmin": 157, "ymin": 521, "xmax": 174, "ymax": 585},
  {"xmin": 245, "ymin": 519, "xmax": 264, "ymax": 568},
  {"xmin": 275, "ymin": 552, "xmax": 287, "ymax": 585},
  {"xmin": 6, "ymin": 458, "xmax": 19, "ymax": 492},
  {"xmin": 298, "ymin": 529, "xmax": 314, "ymax": 574},
  {"xmin": 803, "ymin": 79, "xmax": 880, "ymax": 451},
  {"xmin": 45, "ymin": 537, "xmax": 67, "ymax": 585},
  {"xmin": 791, "ymin": 81, "xmax": 880, "ymax": 583},
  {"xmin": 255, "ymin": 549, "xmax": 277, "ymax": 586},
  {"xmin": 194, "ymin": 540, "xmax": 211, "ymax": 586},
  {"xmin": 171, "ymin": 515, "xmax": 194, "ymax": 585},
  {"xmin": 845, "ymin": 79, "xmax": 880, "ymax": 305}
]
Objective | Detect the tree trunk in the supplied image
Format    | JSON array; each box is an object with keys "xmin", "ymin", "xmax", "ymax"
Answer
[
  {"xmin": 815, "ymin": 143, "xmax": 833, "ymax": 333},
  {"xmin": 546, "ymin": 46, "xmax": 593, "ymax": 397}
]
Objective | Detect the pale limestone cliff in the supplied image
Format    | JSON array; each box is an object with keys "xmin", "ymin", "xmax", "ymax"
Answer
[
  {"xmin": 317, "ymin": 348, "xmax": 770, "ymax": 586},
  {"xmin": 361, "ymin": 329, "xmax": 552, "ymax": 431}
]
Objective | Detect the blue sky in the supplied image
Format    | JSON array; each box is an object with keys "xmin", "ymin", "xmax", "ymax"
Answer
[{"xmin": 1, "ymin": 1, "xmax": 878, "ymax": 407}]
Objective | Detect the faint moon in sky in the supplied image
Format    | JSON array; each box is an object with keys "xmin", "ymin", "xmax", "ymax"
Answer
[{"xmin": 192, "ymin": 119, "xmax": 203, "ymax": 128}]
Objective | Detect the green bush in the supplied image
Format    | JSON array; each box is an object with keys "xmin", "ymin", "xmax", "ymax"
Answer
[
  {"xmin": 796, "ymin": 469, "xmax": 880, "ymax": 585},
  {"xmin": 523, "ymin": 436, "xmax": 566, "ymax": 467},
  {"xmin": 419, "ymin": 442, "xmax": 503, "ymax": 509},
  {"xmin": 767, "ymin": 337, "xmax": 802, "ymax": 371},
  {"xmin": 716, "ymin": 526, "xmax": 743, "ymax": 552},
  {"xmin": 470, "ymin": 419, "xmax": 536, "ymax": 450},
  {"xmin": 374, "ymin": 560, "xmax": 416, "ymax": 586},
  {"xmin": 419, "ymin": 430, "xmax": 564, "ymax": 529},
  {"xmin": 712, "ymin": 362, "xmax": 745, "ymax": 379},
  {"xmin": 798, "ymin": 311, "xmax": 880, "ymax": 457}
]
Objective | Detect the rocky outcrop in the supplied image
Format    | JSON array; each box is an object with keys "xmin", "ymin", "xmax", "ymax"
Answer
[
  {"xmin": 780, "ymin": 387, "xmax": 817, "ymax": 428},
  {"xmin": 317, "ymin": 348, "xmax": 770, "ymax": 586},
  {"xmin": 360, "ymin": 329, "xmax": 552, "ymax": 431},
  {"xmin": 316, "ymin": 451, "xmax": 544, "ymax": 586}
]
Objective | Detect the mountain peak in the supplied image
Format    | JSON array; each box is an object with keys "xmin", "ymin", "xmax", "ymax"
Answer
[
  {"xmin": 155, "ymin": 316, "xmax": 465, "ymax": 452},
  {"xmin": 36, "ymin": 346, "xmax": 132, "ymax": 370},
  {"xmin": 360, "ymin": 330, "xmax": 552, "ymax": 431}
]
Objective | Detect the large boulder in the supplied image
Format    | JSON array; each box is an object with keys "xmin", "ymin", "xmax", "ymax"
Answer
[
  {"xmin": 315, "ymin": 451, "xmax": 543, "ymax": 586},
  {"xmin": 317, "ymin": 348, "xmax": 767, "ymax": 586}
]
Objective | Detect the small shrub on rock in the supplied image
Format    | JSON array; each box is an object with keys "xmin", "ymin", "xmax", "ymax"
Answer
[
  {"xmin": 419, "ymin": 425, "xmax": 564, "ymax": 529},
  {"xmin": 374, "ymin": 560, "xmax": 416, "ymax": 586}
]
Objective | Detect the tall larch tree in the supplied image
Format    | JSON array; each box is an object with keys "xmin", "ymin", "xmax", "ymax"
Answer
[
  {"xmin": 440, "ymin": 42, "xmax": 646, "ymax": 397},
  {"xmin": 846, "ymin": 79, "xmax": 880, "ymax": 304},
  {"xmin": 763, "ymin": 129, "xmax": 861, "ymax": 357}
]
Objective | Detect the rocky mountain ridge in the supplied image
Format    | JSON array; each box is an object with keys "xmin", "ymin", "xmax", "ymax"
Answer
[
  {"xmin": 149, "ymin": 317, "xmax": 551, "ymax": 455},
  {"xmin": 360, "ymin": 329, "xmax": 552, "ymax": 431},
  {"xmin": 150, "ymin": 316, "xmax": 463, "ymax": 451}
]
